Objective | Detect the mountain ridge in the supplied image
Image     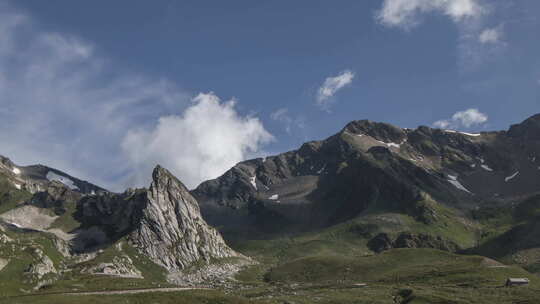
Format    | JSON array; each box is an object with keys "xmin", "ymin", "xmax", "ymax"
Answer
[{"xmin": 1, "ymin": 113, "xmax": 540, "ymax": 302}]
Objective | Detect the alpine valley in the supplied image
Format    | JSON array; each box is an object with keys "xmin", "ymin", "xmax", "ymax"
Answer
[{"xmin": 1, "ymin": 114, "xmax": 540, "ymax": 303}]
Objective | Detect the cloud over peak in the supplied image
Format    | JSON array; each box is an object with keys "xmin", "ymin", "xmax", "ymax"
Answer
[
  {"xmin": 122, "ymin": 93, "xmax": 274, "ymax": 189},
  {"xmin": 433, "ymin": 108, "xmax": 488, "ymax": 129},
  {"xmin": 316, "ymin": 70, "xmax": 355, "ymax": 111}
]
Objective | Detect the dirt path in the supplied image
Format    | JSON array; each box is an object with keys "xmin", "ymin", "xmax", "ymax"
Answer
[{"xmin": 62, "ymin": 287, "xmax": 208, "ymax": 296}]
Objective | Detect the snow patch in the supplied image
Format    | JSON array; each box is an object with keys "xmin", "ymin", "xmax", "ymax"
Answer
[
  {"xmin": 12, "ymin": 167, "xmax": 20, "ymax": 175},
  {"xmin": 46, "ymin": 171, "xmax": 79, "ymax": 190},
  {"xmin": 445, "ymin": 130, "xmax": 481, "ymax": 137},
  {"xmin": 317, "ymin": 164, "xmax": 327, "ymax": 175},
  {"xmin": 460, "ymin": 132, "xmax": 481, "ymax": 137},
  {"xmin": 249, "ymin": 176, "xmax": 257, "ymax": 190},
  {"xmin": 447, "ymin": 175, "xmax": 472, "ymax": 194},
  {"xmin": 375, "ymin": 139, "xmax": 401, "ymax": 149},
  {"xmin": 481, "ymin": 165, "xmax": 493, "ymax": 172},
  {"xmin": 268, "ymin": 194, "xmax": 279, "ymax": 200},
  {"xmin": 13, "ymin": 183, "xmax": 21, "ymax": 190},
  {"xmin": 448, "ymin": 174, "xmax": 458, "ymax": 180},
  {"xmin": 8, "ymin": 222, "xmax": 22, "ymax": 228},
  {"xmin": 470, "ymin": 164, "xmax": 476, "ymax": 168},
  {"xmin": 505, "ymin": 171, "xmax": 519, "ymax": 182}
]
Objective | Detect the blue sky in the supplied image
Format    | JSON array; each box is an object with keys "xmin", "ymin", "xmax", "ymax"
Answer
[{"xmin": 1, "ymin": 0, "xmax": 539, "ymax": 190}]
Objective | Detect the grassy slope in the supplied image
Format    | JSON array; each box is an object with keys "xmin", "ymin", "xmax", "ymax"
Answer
[
  {"xmin": 229, "ymin": 196, "xmax": 476, "ymax": 268},
  {"xmin": 0, "ymin": 174, "xmax": 32, "ymax": 214},
  {"xmin": 1, "ymin": 220, "xmax": 538, "ymax": 303},
  {"xmin": 250, "ymin": 249, "xmax": 540, "ymax": 304},
  {"xmin": 470, "ymin": 195, "xmax": 540, "ymax": 273},
  {"xmin": 229, "ymin": 219, "xmax": 539, "ymax": 304},
  {"xmin": 0, "ymin": 230, "xmax": 65, "ymax": 296},
  {"xmin": 5, "ymin": 290, "xmax": 265, "ymax": 304},
  {"xmin": 0, "ymin": 172, "xmax": 538, "ymax": 303},
  {"xmin": 41, "ymin": 240, "xmax": 173, "ymax": 294},
  {"xmin": 48, "ymin": 199, "xmax": 80, "ymax": 232},
  {"xmin": 264, "ymin": 249, "xmax": 533, "ymax": 285}
]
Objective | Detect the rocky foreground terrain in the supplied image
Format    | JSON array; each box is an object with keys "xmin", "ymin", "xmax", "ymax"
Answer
[{"xmin": 1, "ymin": 114, "xmax": 540, "ymax": 303}]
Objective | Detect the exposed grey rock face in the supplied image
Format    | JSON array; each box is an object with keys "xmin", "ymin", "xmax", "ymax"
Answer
[
  {"xmin": 344, "ymin": 120, "xmax": 407, "ymax": 143},
  {"xmin": 128, "ymin": 166, "xmax": 241, "ymax": 271},
  {"xmin": 0, "ymin": 258, "xmax": 8, "ymax": 272},
  {"xmin": 393, "ymin": 233, "xmax": 459, "ymax": 252},
  {"xmin": 0, "ymin": 230, "xmax": 13, "ymax": 244},
  {"xmin": 30, "ymin": 181, "xmax": 82, "ymax": 214},
  {"xmin": 366, "ymin": 233, "xmax": 394, "ymax": 253},
  {"xmin": 24, "ymin": 248, "xmax": 57, "ymax": 281},
  {"xmin": 82, "ymin": 255, "xmax": 143, "ymax": 279},
  {"xmin": 167, "ymin": 258, "xmax": 253, "ymax": 287}
]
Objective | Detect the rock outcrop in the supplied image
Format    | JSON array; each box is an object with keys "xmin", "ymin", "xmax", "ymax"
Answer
[
  {"xmin": 24, "ymin": 247, "xmax": 58, "ymax": 290},
  {"xmin": 367, "ymin": 232, "xmax": 460, "ymax": 253},
  {"xmin": 70, "ymin": 165, "xmax": 243, "ymax": 275},
  {"xmin": 0, "ymin": 258, "xmax": 8, "ymax": 272},
  {"xmin": 129, "ymin": 166, "xmax": 241, "ymax": 271},
  {"xmin": 82, "ymin": 254, "xmax": 143, "ymax": 279}
]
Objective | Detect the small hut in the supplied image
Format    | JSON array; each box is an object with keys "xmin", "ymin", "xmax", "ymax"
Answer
[{"xmin": 505, "ymin": 278, "xmax": 529, "ymax": 287}]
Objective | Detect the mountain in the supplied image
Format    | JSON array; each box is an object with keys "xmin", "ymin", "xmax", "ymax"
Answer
[
  {"xmin": 0, "ymin": 156, "xmax": 107, "ymax": 195},
  {"xmin": 193, "ymin": 114, "xmax": 540, "ymax": 261},
  {"xmin": 0, "ymin": 159, "xmax": 245, "ymax": 292},
  {"xmin": 129, "ymin": 166, "xmax": 243, "ymax": 272},
  {"xmin": 1, "ymin": 114, "xmax": 540, "ymax": 303}
]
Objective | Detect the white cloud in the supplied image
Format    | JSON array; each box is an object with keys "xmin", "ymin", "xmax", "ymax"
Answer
[
  {"xmin": 478, "ymin": 27, "xmax": 502, "ymax": 44},
  {"xmin": 376, "ymin": 0, "xmax": 510, "ymax": 70},
  {"xmin": 122, "ymin": 93, "xmax": 274, "ymax": 189},
  {"xmin": 433, "ymin": 108, "xmax": 488, "ymax": 129},
  {"xmin": 376, "ymin": 0, "xmax": 485, "ymax": 29},
  {"xmin": 316, "ymin": 70, "xmax": 354, "ymax": 111},
  {"xmin": 0, "ymin": 3, "xmax": 272, "ymax": 191}
]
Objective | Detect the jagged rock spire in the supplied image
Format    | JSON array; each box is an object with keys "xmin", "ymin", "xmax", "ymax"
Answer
[{"xmin": 129, "ymin": 165, "xmax": 240, "ymax": 271}]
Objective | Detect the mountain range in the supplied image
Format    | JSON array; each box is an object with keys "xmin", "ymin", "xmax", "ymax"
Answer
[{"xmin": 1, "ymin": 114, "xmax": 540, "ymax": 303}]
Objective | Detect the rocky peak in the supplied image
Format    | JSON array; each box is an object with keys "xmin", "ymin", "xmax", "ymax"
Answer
[
  {"xmin": 129, "ymin": 165, "xmax": 241, "ymax": 271},
  {"xmin": 343, "ymin": 120, "xmax": 406, "ymax": 143},
  {"xmin": 508, "ymin": 113, "xmax": 540, "ymax": 140}
]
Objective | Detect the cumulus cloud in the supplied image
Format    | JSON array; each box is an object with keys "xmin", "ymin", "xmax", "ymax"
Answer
[
  {"xmin": 433, "ymin": 108, "xmax": 488, "ymax": 129},
  {"xmin": 0, "ymin": 3, "xmax": 272, "ymax": 190},
  {"xmin": 316, "ymin": 70, "xmax": 355, "ymax": 111},
  {"xmin": 376, "ymin": 0, "xmax": 485, "ymax": 29},
  {"xmin": 122, "ymin": 93, "xmax": 274, "ymax": 189}
]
